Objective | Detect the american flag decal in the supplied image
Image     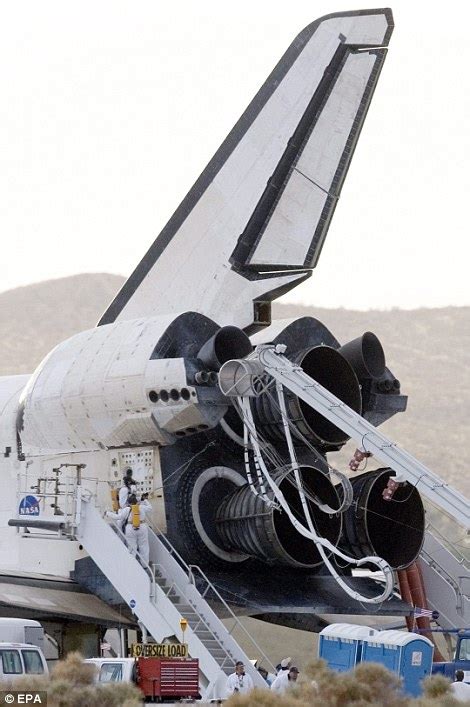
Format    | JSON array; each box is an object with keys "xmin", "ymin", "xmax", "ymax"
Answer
[{"xmin": 413, "ymin": 607, "xmax": 440, "ymax": 620}]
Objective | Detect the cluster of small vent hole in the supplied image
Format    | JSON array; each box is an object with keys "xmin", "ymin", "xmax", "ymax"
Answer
[
  {"xmin": 174, "ymin": 423, "xmax": 209, "ymax": 437},
  {"xmin": 148, "ymin": 388, "xmax": 191, "ymax": 404}
]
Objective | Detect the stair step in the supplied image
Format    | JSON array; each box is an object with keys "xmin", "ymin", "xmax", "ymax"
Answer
[
  {"xmin": 174, "ymin": 604, "xmax": 198, "ymax": 615},
  {"xmin": 174, "ymin": 610, "xmax": 199, "ymax": 619},
  {"xmin": 207, "ymin": 648, "xmax": 228, "ymax": 658},
  {"xmin": 188, "ymin": 621, "xmax": 206, "ymax": 631},
  {"xmin": 199, "ymin": 639, "xmax": 221, "ymax": 649}
]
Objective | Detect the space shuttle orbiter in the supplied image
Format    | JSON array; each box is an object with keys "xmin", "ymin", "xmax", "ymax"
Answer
[{"xmin": 0, "ymin": 8, "xmax": 424, "ymax": 629}]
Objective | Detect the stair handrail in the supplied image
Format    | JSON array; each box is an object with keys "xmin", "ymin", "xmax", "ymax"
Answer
[
  {"xmin": 148, "ymin": 522, "xmax": 275, "ymax": 672},
  {"xmin": 102, "ymin": 514, "xmax": 237, "ymax": 669},
  {"xmin": 103, "ymin": 513, "xmax": 157, "ymax": 602},
  {"xmin": 421, "ymin": 531, "xmax": 470, "ymax": 607},
  {"xmin": 420, "ymin": 546, "xmax": 462, "ymax": 604},
  {"xmin": 150, "ymin": 561, "xmax": 234, "ymax": 670},
  {"xmin": 87, "ymin": 499, "xmax": 261, "ymax": 673},
  {"xmin": 187, "ymin": 563, "xmax": 276, "ymax": 673},
  {"xmin": 424, "ymin": 521, "xmax": 470, "ymax": 570}
]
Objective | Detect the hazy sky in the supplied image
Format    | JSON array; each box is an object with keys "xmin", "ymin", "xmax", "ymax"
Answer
[{"xmin": 1, "ymin": 0, "xmax": 469, "ymax": 310}]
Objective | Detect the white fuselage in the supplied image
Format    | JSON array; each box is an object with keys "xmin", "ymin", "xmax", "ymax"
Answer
[
  {"xmin": 0, "ymin": 312, "xmax": 223, "ymax": 578},
  {"xmin": 18, "ymin": 314, "xmax": 221, "ymax": 456}
]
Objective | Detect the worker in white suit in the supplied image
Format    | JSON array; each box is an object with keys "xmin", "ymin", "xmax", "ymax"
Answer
[
  {"xmin": 226, "ymin": 661, "xmax": 254, "ymax": 697},
  {"xmin": 271, "ymin": 666, "xmax": 299, "ymax": 693},
  {"xmin": 118, "ymin": 471, "xmax": 136, "ymax": 509},
  {"xmin": 106, "ymin": 493, "xmax": 152, "ymax": 565}
]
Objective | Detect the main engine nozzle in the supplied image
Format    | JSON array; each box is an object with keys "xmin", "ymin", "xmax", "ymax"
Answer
[
  {"xmin": 198, "ymin": 326, "xmax": 252, "ymax": 371},
  {"xmin": 216, "ymin": 466, "xmax": 342, "ymax": 568},
  {"xmin": 341, "ymin": 468, "xmax": 425, "ymax": 570},
  {"xmin": 339, "ymin": 332, "xmax": 386, "ymax": 381},
  {"xmin": 253, "ymin": 346, "xmax": 362, "ymax": 448}
]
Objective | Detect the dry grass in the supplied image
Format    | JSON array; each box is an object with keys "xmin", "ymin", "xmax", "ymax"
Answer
[
  {"xmin": 421, "ymin": 674, "xmax": 453, "ymax": 700},
  {"xmin": 51, "ymin": 651, "xmax": 97, "ymax": 686}
]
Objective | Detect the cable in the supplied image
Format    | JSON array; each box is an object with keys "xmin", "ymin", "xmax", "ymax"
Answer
[
  {"xmin": 255, "ymin": 384, "xmax": 353, "ymax": 513},
  {"xmin": 239, "ymin": 393, "xmax": 394, "ymax": 605},
  {"xmin": 262, "ymin": 385, "xmax": 353, "ymax": 509},
  {"xmin": 154, "ymin": 441, "xmax": 217, "ymax": 491}
]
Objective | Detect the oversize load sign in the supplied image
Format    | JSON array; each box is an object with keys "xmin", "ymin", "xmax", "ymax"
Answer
[{"xmin": 130, "ymin": 643, "xmax": 188, "ymax": 658}]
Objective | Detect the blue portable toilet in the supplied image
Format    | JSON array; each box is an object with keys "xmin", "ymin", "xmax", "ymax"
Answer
[
  {"xmin": 319, "ymin": 624, "xmax": 378, "ymax": 673},
  {"xmin": 362, "ymin": 630, "xmax": 434, "ymax": 697}
]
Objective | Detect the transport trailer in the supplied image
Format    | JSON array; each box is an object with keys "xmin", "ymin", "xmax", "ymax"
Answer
[{"xmin": 137, "ymin": 657, "xmax": 200, "ymax": 703}]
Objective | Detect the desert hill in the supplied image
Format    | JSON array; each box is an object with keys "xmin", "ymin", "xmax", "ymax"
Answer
[{"xmin": 0, "ymin": 274, "xmax": 468, "ymax": 496}]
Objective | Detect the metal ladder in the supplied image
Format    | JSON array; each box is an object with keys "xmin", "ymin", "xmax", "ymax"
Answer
[{"xmin": 75, "ymin": 495, "xmax": 268, "ymax": 699}]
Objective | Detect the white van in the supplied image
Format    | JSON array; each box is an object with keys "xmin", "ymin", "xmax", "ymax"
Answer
[
  {"xmin": 0, "ymin": 642, "xmax": 49, "ymax": 681},
  {"xmin": 0, "ymin": 618, "xmax": 45, "ymax": 650}
]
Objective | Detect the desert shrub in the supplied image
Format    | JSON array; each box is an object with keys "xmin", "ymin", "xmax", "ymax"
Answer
[
  {"xmin": 318, "ymin": 671, "xmax": 376, "ymax": 705},
  {"xmin": 0, "ymin": 652, "xmax": 143, "ymax": 707},
  {"xmin": 47, "ymin": 682, "xmax": 103, "ymax": 707},
  {"xmin": 353, "ymin": 662, "xmax": 407, "ymax": 705},
  {"xmin": 409, "ymin": 698, "xmax": 458, "ymax": 707},
  {"xmin": 0, "ymin": 675, "xmax": 48, "ymax": 692},
  {"xmin": 44, "ymin": 682, "xmax": 141, "ymax": 707},
  {"xmin": 420, "ymin": 674, "xmax": 452, "ymax": 700},
  {"xmin": 225, "ymin": 686, "xmax": 309, "ymax": 706},
  {"xmin": 304, "ymin": 657, "xmax": 333, "ymax": 683},
  {"xmin": 51, "ymin": 651, "xmax": 97, "ymax": 686},
  {"xmin": 95, "ymin": 682, "xmax": 143, "ymax": 707}
]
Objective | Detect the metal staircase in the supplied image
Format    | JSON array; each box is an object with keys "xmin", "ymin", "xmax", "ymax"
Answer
[
  {"xmin": 76, "ymin": 496, "xmax": 268, "ymax": 699},
  {"xmin": 9, "ymin": 468, "xmax": 269, "ymax": 700},
  {"xmin": 419, "ymin": 519, "xmax": 470, "ymax": 629},
  {"xmin": 147, "ymin": 522, "xmax": 274, "ymax": 677}
]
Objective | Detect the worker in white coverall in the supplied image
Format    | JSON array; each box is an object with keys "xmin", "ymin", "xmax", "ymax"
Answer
[
  {"xmin": 118, "ymin": 473, "xmax": 136, "ymax": 509},
  {"xmin": 271, "ymin": 666, "xmax": 299, "ymax": 693},
  {"xmin": 226, "ymin": 661, "xmax": 254, "ymax": 697},
  {"xmin": 106, "ymin": 494, "xmax": 152, "ymax": 565}
]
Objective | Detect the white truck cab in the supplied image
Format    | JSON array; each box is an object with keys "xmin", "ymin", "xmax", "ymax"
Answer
[{"xmin": 85, "ymin": 657, "xmax": 136, "ymax": 684}]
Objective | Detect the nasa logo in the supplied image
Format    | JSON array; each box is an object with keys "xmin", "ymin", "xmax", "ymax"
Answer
[{"xmin": 18, "ymin": 496, "xmax": 40, "ymax": 516}]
